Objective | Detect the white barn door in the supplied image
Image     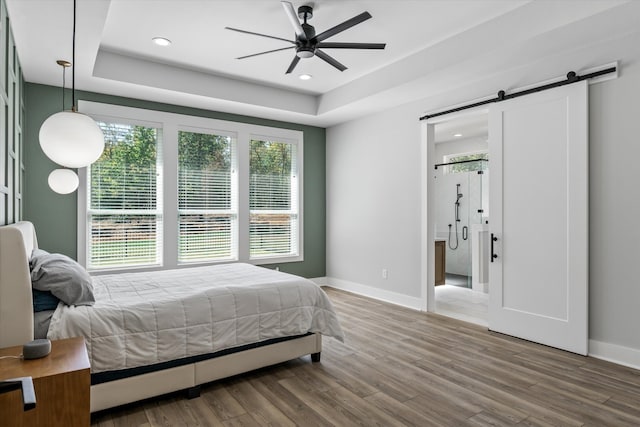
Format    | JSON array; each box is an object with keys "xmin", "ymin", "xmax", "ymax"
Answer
[{"xmin": 488, "ymin": 81, "xmax": 588, "ymax": 355}]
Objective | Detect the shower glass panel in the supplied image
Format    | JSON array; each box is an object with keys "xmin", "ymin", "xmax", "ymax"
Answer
[{"xmin": 434, "ymin": 158, "xmax": 487, "ymax": 288}]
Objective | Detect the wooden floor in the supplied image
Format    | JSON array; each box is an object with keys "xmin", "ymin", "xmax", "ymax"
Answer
[{"xmin": 92, "ymin": 288, "xmax": 640, "ymax": 426}]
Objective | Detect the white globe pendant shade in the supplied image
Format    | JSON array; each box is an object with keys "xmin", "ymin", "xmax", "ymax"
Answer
[
  {"xmin": 48, "ymin": 169, "xmax": 79, "ymax": 194},
  {"xmin": 39, "ymin": 111, "xmax": 105, "ymax": 168}
]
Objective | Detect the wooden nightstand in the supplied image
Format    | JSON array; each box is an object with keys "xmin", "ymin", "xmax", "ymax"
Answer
[{"xmin": 0, "ymin": 337, "xmax": 90, "ymax": 426}]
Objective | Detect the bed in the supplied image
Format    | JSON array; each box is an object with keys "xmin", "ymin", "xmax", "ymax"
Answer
[{"xmin": 0, "ymin": 221, "xmax": 344, "ymax": 412}]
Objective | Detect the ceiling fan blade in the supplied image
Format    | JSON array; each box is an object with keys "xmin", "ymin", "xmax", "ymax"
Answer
[
  {"xmin": 281, "ymin": 1, "xmax": 306, "ymax": 40},
  {"xmin": 315, "ymin": 50, "xmax": 347, "ymax": 72},
  {"xmin": 315, "ymin": 11, "xmax": 372, "ymax": 42},
  {"xmin": 237, "ymin": 46, "xmax": 295, "ymax": 60},
  {"xmin": 285, "ymin": 56, "xmax": 301, "ymax": 74},
  {"xmin": 317, "ymin": 42, "xmax": 386, "ymax": 50},
  {"xmin": 225, "ymin": 27, "xmax": 294, "ymax": 44}
]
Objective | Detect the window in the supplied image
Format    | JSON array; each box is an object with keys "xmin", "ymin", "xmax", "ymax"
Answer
[
  {"xmin": 250, "ymin": 138, "xmax": 298, "ymax": 259},
  {"xmin": 443, "ymin": 152, "xmax": 488, "ymax": 174},
  {"xmin": 178, "ymin": 130, "xmax": 237, "ymax": 263},
  {"xmin": 78, "ymin": 102, "xmax": 303, "ymax": 272},
  {"xmin": 87, "ymin": 122, "xmax": 162, "ymax": 269}
]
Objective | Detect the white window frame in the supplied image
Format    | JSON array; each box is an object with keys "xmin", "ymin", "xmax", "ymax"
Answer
[
  {"xmin": 249, "ymin": 134, "xmax": 301, "ymax": 261},
  {"xmin": 177, "ymin": 125, "xmax": 238, "ymax": 265},
  {"xmin": 77, "ymin": 101, "xmax": 304, "ymax": 273},
  {"xmin": 81, "ymin": 116, "xmax": 165, "ymax": 272}
]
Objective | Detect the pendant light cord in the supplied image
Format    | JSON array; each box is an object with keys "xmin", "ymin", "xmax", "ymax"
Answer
[
  {"xmin": 71, "ymin": 0, "xmax": 76, "ymax": 112},
  {"xmin": 61, "ymin": 66, "xmax": 66, "ymax": 110}
]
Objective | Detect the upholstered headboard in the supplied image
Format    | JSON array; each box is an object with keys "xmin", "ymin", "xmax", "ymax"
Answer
[{"xmin": 0, "ymin": 221, "xmax": 38, "ymax": 347}]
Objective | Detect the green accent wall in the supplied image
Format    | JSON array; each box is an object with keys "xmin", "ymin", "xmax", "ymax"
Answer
[
  {"xmin": 1, "ymin": 0, "xmax": 24, "ymax": 226},
  {"xmin": 24, "ymin": 83, "xmax": 326, "ymax": 278}
]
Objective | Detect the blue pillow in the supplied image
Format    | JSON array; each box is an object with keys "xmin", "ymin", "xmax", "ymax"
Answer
[{"xmin": 32, "ymin": 289, "xmax": 60, "ymax": 312}]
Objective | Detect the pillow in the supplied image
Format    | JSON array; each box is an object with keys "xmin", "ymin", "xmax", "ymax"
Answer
[
  {"xmin": 29, "ymin": 248, "xmax": 50, "ymax": 270},
  {"xmin": 32, "ymin": 289, "xmax": 61, "ymax": 312},
  {"xmin": 30, "ymin": 252, "xmax": 95, "ymax": 306}
]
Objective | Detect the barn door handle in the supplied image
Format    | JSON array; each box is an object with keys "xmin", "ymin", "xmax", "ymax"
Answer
[{"xmin": 491, "ymin": 233, "xmax": 498, "ymax": 262}]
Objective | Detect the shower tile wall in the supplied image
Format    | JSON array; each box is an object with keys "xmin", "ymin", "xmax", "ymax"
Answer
[{"xmin": 435, "ymin": 170, "xmax": 484, "ymax": 276}]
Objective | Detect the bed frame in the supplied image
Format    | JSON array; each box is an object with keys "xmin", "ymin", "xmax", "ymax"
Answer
[{"xmin": 0, "ymin": 221, "xmax": 321, "ymax": 412}]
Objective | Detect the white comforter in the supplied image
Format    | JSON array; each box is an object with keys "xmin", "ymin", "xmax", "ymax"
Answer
[{"xmin": 48, "ymin": 263, "xmax": 344, "ymax": 373}]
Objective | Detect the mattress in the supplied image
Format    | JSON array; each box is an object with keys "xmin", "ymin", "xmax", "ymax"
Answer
[{"xmin": 47, "ymin": 263, "xmax": 344, "ymax": 373}]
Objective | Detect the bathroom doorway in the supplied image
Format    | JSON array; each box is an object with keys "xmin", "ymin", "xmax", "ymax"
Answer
[
  {"xmin": 422, "ymin": 80, "xmax": 589, "ymax": 350},
  {"xmin": 431, "ymin": 112, "xmax": 490, "ymax": 326}
]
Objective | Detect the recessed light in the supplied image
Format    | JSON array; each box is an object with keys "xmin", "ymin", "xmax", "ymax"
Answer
[
  {"xmin": 152, "ymin": 37, "xmax": 172, "ymax": 47},
  {"xmin": 453, "ymin": 133, "xmax": 463, "ymax": 137},
  {"xmin": 299, "ymin": 74, "xmax": 312, "ymax": 80}
]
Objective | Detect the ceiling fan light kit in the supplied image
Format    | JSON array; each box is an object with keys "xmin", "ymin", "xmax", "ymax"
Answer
[
  {"xmin": 296, "ymin": 47, "xmax": 314, "ymax": 59},
  {"xmin": 226, "ymin": 1, "xmax": 386, "ymax": 74}
]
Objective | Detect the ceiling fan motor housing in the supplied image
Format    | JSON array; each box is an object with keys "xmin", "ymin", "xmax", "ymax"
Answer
[
  {"xmin": 296, "ymin": 34, "xmax": 316, "ymax": 58},
  {"xmin": 297, "ymin": 15, "xmax": 317, "ymax": 58}
]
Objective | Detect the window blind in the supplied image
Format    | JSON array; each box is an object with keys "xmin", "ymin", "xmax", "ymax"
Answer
[
  {"xmin": 88, "ymin": 122, "xmax": 162, "ymax": 269},
  {"xmin": 178, "ymin": 131, "xmax": 237, "ymax": 263},
  {"xmin": 249, "ymin": 139, "xmax": 298, "ymax": 259}
]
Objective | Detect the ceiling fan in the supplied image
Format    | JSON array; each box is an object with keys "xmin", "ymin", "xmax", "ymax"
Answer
[{"xmin": 225, "ymin": 1, "xmax": 386, "ymax": 74}]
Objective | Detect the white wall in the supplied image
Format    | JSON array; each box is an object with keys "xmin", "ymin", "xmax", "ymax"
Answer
[
  {"xmin": 326, "ymin": 105, "xmax": 423, "ymax": 305},
  {"xmin": 326, "ymin": 58, "xmax": 640, "ymax": 367},
  {"xmin": 588, "ymin": 59, "xmax": 640, "ymax": 362}
]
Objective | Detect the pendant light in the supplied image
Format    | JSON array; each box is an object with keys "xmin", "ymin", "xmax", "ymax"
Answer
[
  {"xmin": 48, "ymin": 168, "xmax": 80, "ymax": 194},
  {"xmin": 39, "ymin": 0, "xmax": 104, "ymax": 170}
]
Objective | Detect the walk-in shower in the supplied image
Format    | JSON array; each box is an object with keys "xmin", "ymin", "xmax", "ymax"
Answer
[{"xmin": 435, "ymin": 157, "xmax": 488, "ymax": 288}]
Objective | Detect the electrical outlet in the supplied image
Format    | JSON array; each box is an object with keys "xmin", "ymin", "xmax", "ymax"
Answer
[{"xmin": 382, "ymin": 269, "xmax": 388, "ymax": 279}]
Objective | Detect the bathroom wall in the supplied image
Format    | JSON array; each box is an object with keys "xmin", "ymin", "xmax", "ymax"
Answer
[{"xmin": 434, "ymin": 136, "xmax": 487, "ymax": 162}]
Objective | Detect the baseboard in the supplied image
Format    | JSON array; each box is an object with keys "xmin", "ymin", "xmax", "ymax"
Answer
[
  {"xmin": 324, "ymin": 277, "xmax": 424, "ymax": 311},
  {"xmin": 589, "ymin": 339, "xmax": 640, "ymax": 370},
  {"xmin": 309, "ymin": 277, "xmax": 328, "ymax": 286}
]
